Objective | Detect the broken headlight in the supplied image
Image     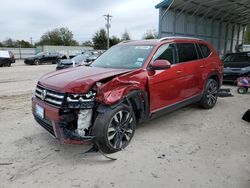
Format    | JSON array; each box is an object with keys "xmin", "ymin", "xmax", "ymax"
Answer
[{"xmin": 66, "ymin": 91, "xmax": 96, "ymax": 109}]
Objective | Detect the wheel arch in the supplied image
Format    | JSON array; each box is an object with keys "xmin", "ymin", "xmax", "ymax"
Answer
[
  {"xmin": 96, "ymin": 90, "xmax": 150, "ymax": 123},
  {"xmin": 206, "ymin": 72, "xmax": 222, "ymax": 89}
]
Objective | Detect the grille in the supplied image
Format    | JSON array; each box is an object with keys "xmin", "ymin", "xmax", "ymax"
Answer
[
  {"xmin": 35, "ymin": 85, "xmax": 65, "ymax": 108},
  {"xmin": 34, "ymin": 116, "xmax": 55, "ymax": 137}
]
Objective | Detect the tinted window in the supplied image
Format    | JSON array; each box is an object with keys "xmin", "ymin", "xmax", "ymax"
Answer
[
  {"xmin": 195, "ymin": 44, "xmax": 203, "ymax": 59},
  {"xmin": 153, "ymin": 44, "xmax": 177, "ymax": 64},
  {"xmin": 224, "ymin": 53, "xmax": 250, "ymax": 62},
  {"xmin": 199, "ymin": 44, "xmax": 211, "ymax": 58},
  {"xmin": 177, "ymin": 43, "xmax": 198, "ymax": 63}
]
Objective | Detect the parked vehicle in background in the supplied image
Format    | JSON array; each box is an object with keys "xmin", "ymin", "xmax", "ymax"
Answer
[
  {"xmin": 56, "ymin": 51, "xmax": 94, "ymax": 70},
  {"xmin": 32, "ymin": 37, "xmax": 223, "ymax": 154},
  {"xmin": 0, "ymin": 50, "xmax": 15, "ymax": 67},
  {"xmin": 24, "ymin": 52, "xmax": 67, "ymax": 65},
  {"xmin": 85, "ymin": 52, "xmax": 101, "ymax": 64},
  {"xmin": 223, "ymin": 52, "xmax": 250, "ymax": 82},
  {"xmin": 69, "ymin": 51, "xmax": 86, "ymax": 59}
]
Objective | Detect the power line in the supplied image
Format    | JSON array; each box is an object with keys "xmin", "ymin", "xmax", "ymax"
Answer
[{"xmin": 103, "ymin": 14, "xmax": 112, "ymax": 49}]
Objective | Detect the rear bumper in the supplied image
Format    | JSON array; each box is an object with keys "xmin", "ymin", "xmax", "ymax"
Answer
[{"xmin": 32, "ymin": 97, "xmax": 92, "ymax": 145}]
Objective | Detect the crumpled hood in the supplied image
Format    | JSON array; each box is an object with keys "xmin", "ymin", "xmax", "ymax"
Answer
[{"xmin": 38, "ymin": 66, "xmax": 131, "ymax": 94}]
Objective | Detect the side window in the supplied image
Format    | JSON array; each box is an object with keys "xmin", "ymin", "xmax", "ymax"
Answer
[
  {"xmin": 153, "ymin": 43, "xmax": 177, "ymax": 64},
  {"xmin": 199, "ymin": 44, "xmax": 211, "ymax": 58},
  {"xmin": 195, "ymin": 44, "xmax": 203, "ymax": 59},
  {"xmin": 176, "ymin": 43, "xmax": 198, "ymax": 63}
]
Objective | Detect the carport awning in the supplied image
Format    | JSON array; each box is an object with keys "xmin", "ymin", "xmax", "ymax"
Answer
[{"xmin": 155, "ymin": 0, "xmax": 250, "ymax": 25}]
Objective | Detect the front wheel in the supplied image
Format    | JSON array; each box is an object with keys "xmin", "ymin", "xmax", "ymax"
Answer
[
  {"xmin": 34, "ymin": 59, "xmax": 40, "ymax": 65},
  {"xmin": 199, "ymin": 79, "xmax": 219, "ymax": 109},
  {"xmin": 92, "ymin": 104, "xmax": 136, "ymax": 154}
]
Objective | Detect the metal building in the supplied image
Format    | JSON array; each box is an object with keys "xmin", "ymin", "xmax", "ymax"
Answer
[{"xmin": 155, "ymin": 0, "xmax": 250, "ymax": 56}]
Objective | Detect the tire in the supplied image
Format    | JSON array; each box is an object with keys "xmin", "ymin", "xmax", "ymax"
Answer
[
  {"xmin": 199, "ymin": 79, "xmax": 219, "ymax": 109},
  {"xmin": 4, "ymin": 60, "xmax": 11, "ymax": 67},
  {"xmin": 92, "ymin": 104, "xmax": 136, "ymax": 154},
  {"xmin": 237, "ymin": 87, "xmax": 248, "ymax": 94},
  {"xmin": 34, "ymin": 59, "xmax": 40, "ymax": 65}
]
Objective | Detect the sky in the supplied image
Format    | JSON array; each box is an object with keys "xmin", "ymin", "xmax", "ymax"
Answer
[{"xmin": 0, "ymin": 0, "xmax": 161, "ymax": 43}]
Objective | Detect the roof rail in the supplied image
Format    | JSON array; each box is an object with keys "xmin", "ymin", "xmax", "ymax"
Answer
[
  {"xmin": 119, "ymin": 40, "xmax": 136, "ymax": 44},
  {"xmin": 158, "ymin": 36, "xmax": 203, "ymax": 42}
]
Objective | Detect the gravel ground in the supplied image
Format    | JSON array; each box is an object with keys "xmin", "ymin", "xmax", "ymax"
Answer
[{"xmin": 0, "ymin": 60, "xmax": 250, "ymax": 188}]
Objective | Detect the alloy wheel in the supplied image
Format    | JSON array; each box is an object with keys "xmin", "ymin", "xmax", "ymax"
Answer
[
  {"xmin": 107, "ymin": 110, "xmax": 134, "ymax": 150},
  {"xmin": 206, "ymin": 81, "xmax": 218, "ymax": 106}
]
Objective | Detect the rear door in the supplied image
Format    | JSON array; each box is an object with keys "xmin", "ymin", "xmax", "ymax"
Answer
[{"xmin": 175, "ymin": 43, "xmax": 203, "ymax": 99}]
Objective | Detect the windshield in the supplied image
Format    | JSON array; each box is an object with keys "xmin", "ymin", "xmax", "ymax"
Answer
[
  {"xmin": 91, "ymin": 45, "xmax": 154, "ymax": 69},
  {"xmin": 224, "ymin": 53, "xmax": 250, "ymax": 63},
  {"xmin": 72, "ymin": 54, "xmax": 89, "ymax": 64},
  {"xmin": 36, "ymin": 52, "xmax": 47, "ymax": 56}
]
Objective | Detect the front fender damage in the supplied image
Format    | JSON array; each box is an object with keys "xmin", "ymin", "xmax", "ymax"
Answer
[
  {"xmin": 95, "ymin": 70, "xmax": 147, "ymax": 106},
  {"xmin": 94, "ymin": 71, "xmax": 150, "ymax": 123}
]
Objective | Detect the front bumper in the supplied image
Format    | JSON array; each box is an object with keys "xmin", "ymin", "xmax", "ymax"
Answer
[
  {"xmin": 223, "ymin": 70, "xmax": 250, "ymax": 82},
  {"xmin": 24, "ymin": 59, "xmax": 34, "ymax": 65},
  {"xmin": 32, "ymin": 97, "xmax": 92, "ymax": 145}
]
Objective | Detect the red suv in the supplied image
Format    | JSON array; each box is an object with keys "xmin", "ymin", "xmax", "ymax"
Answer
[{"xmin": 32, "ymin": 37, "xmax": 223, "ymax": 153}]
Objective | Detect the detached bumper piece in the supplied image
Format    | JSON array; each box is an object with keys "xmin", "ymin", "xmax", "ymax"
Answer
[{"xmin": 218, "ymin": 88, "xmax": 233, "ymax": 98}]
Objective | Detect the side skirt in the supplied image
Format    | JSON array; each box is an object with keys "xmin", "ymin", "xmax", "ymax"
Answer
[{"xmin": 150, "ymin": 94, "xmax": 203, "ymax": 120}]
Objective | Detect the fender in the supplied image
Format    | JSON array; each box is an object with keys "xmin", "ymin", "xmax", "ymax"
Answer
[
  {"xmin": 95, "ymin": 69, "xmax": 148, "ymax": 105},
  {"xmin": 204, "ymin": 71, "xmax": 222, "ymax": 91},
  {"xmin": 96, "ymin": 90, "xmax": 150, "ymax": 123}
]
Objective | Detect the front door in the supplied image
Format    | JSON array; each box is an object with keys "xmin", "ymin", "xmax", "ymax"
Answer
[{"xmin": 148, "ymin": 43, "xmax": 184, "ymax": 112}]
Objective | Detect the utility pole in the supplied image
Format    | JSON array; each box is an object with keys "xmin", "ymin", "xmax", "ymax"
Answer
[
  {"xmin": 30, "ymin": 37, "xmax": 33, "ymax": 46},
  {"xmin": 103, "ymin": 14, "xmax": 112, "ymax": 49}
]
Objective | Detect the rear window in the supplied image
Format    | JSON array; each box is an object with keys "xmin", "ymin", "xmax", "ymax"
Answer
[
  {"xmin": 224, "ymin": 53, "xmax": 250, "ymax": 62},
  {"xmin": 176, "ymin": 43, "xmax": 198, "ymax": 63},
  {"xmin": 199, "ymin": 44, "xmax": 211, "ymax": 58}
]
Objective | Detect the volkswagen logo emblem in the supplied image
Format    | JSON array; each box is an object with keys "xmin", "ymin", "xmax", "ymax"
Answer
[{"xmin": 41, "ymin": 89, "xmax": 47, "ymax": 100}]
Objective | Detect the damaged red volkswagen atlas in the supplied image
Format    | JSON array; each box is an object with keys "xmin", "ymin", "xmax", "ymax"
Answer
[{"xmin": 32, "ymin": 37, "xmax": 223, "ymax": 153}]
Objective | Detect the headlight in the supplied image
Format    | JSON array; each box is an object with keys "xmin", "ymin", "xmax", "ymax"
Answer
[{"xmin": 66, "ymin": 91, "xmax": 96, "ymax": 109}]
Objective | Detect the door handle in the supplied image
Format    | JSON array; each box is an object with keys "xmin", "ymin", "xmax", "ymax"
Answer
[
  {"xmin": 176, "ymin": 70, "xmax": 182, "ymax": 74},
  {"xmin": 200, "ymin": 65, "xmax": 205, "ymax": 68}
]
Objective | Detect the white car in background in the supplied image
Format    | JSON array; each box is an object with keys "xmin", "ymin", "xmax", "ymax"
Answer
[{"xmin": 0, "ymin": 50, "xmax": 15, "ymax": 67}]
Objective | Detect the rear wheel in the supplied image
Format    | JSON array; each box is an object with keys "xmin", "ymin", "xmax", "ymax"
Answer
[
  {"xmin": 199, "ymin": 79, "xmax": 219, "ymax": 109},
  {"xmin": 237, "ymin": 87, "xmax": 248, "ymax": 94},
  {"xmin": 92, "ymin": 104, "xmax": 136, "ymax": 154}
]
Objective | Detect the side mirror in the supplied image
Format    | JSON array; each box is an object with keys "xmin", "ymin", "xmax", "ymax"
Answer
[{"xmin": 150, "ymin": 60, "xmax": 171, "ymax": 70}]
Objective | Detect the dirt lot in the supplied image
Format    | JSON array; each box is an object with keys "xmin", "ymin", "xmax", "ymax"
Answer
[{"xmin": 0, "ymin": 60, "xmax": 250, "ymax": 188}]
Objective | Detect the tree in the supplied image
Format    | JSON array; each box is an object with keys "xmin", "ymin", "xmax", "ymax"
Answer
[
  {"xmin": 143, "ymin": 29, "xmax": 158, "ymax": 40},
  {"xmin": 121, "ymin": 31, "xmax": 131, "ymax": 41},
  {"xmin": 110, "ymin": 36, "xmax": 121, "ymax": 46},
  {"xmin": 92, "ymin": 29, "xmax": 121, "ymax": 49},
  {"xmin": 38, "ymin": 27, "xmax": 79, "ymax": 46},
  {"xmin": 0, "ymin": 42, "xmax": 3, "ymax": 47},
  {"xmin": 82, "ymin": 40, "xmax": 93, "ymax": 47},
  {"xmin": 2, "ymin": 38, "xmax": 16, "ymax": 47},
  {"xmin": 17, "ymin": 40, "xmax": 33, "ymax": 48},
  {"xmin": 92, "ymin": 29, "xmax": 108, "ymax": 50},
  {"xmin": 245, "ymin": 25, "xmax": 250, "ymax": 44}
]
